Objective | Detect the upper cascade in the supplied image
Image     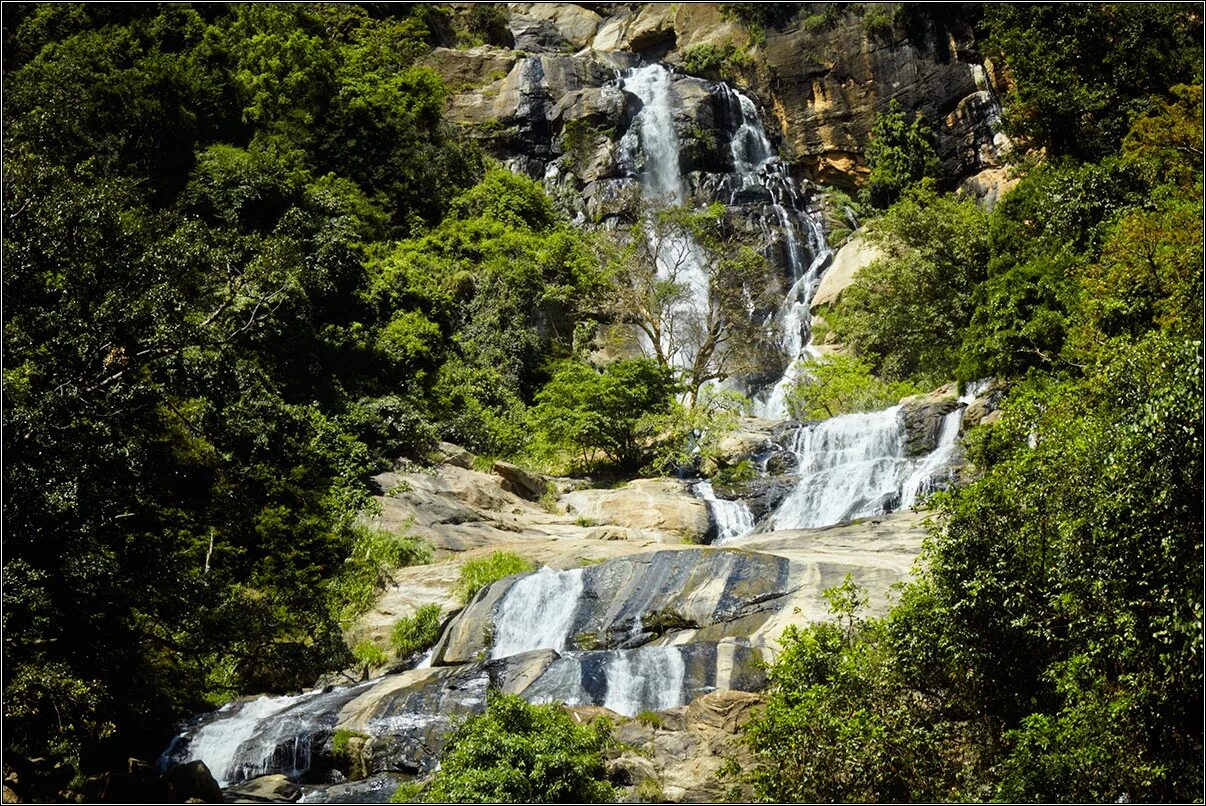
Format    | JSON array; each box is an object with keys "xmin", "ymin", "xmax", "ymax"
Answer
[{"xmin": 613, "ymin": 62, "xmax": 832, "ymax": 413}]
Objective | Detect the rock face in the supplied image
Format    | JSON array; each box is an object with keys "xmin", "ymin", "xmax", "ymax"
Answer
[
  {"xmin": 491, "ymin": 460, "xmax": 550, "ymax": 500},
  {"xmin": 899, "ymin": 385, "xmax": 960, "ymax": 457},
  {"xmin": 591, "ymin": 689, "xmax": 762, "ymax": 802},
  {"xmin": 433, "ymin": 548, "xmax": 792, "ymax": 663},
  {"xmin": 421, "ymin": 5, "xmax": 1008, "ymax": 195},
  {"xmin": 562, "ymin": 479, "xmax": 710, "ymax": 542},
  {"xmin": 811, "ymin": 230, "xmax": 884, "ymax": 309}
]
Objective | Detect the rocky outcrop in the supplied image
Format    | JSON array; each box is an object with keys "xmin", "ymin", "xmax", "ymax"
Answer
[
  {"xmin": 562, "ymin": 479, "xmax": 710, "ymax": 542},
  {"xmin": 491, "ymin": 460, "xmax": 550, "ymax": 500},
  {"xmin": 812, "ymin": 230, "xmax": 884, "ymax": 309},
  {"xmin": 957, "ymin": 166, "xmax": 1020, "ymax": 210},
  {"xmin": 422, "ymin": 5, "xmax": 1008, "ymax": 195},
  {"xmin": 225, "ymin": 774, "xmax": 302, "ymax": 803},
  {"xmin": 899, "ymin": 384, "xmax": 960, "ymax": 457},
  {"xmin": 579, "ymin": 689, "xmax": 762, "ymax": 802},
  {"xmin": 432, "ymin": 549, "xmax": 792, "ymax": 663}
]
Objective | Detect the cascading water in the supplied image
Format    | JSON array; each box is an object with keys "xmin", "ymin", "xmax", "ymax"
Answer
[
  {"xmin": 715, "ymin": 83, "xmax": 834, "ymax": 420},
  {"xmin": 694, "ymin": 479, "xmax": 755, "ymax": 544},
  {"xmin": 490, "ymin": 566, "xmax": 584, "ymax": 659},
  {"xmin": 161, "ymin": 681, "xmax": 374, "ymax": 787},
  {"xmin": 602, "ymin": 646, "xmax": 687, "ymax": 716},
  {"xmin": 619, "ymin": 64, "xmax": 712, "ymax": 373}
]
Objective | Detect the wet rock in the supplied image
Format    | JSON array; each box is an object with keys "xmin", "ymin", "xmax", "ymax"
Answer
[
  {"xmin": 715, "ymin": 476, "xmax": 796, "ymax": 522},
  {"xmin": 225, "ymin": 773, "xmax": 302, "ymax": 803},
  {"xmin": 433, "ymin": 548, "xmax": 792, "ymax": 662},
  {"xmin": 163, "ymin": 760, "xmax": 221, "ymax": 803},
  {"xmin": 561, "ymin": 479, "xmax": 709, "ymax": 542},
  {"xmin": 899, "ymin": 385, "xmax": 960, "ymax": 457},
  {"xmin": 491, "ymin": 460, "xmax": 550, "ymax": 500},
  {"xmin": 763, "ymin": 449, "xmax": 798, "ymax": 476}
]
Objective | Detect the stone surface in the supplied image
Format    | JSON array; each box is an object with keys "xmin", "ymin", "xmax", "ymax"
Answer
[
  {"xmin": 957, "ymin": 166, "xmax": 1019, "ymax": 210},
  {"xmin": 225, "ymin": 774, "xmax": 302, "ymax": 803},
  {"xmin": 162, "ymin": 760, "xmax": 221, "ymax": 803},
  {"xmin": 576, "ymin": 689, "xmax": 761, "ymax": 802},
  {"xmin": 432, "ymin": 548, "xmax": 793, "ymax": 663},
  {"xmin": 435, "ymin": 442, "xmax": 474, "ymax": 470},
  {"xmin": 492, "ymin": 460, "xmax": 550, "ymax": 500},
  {"xmin": 812, "ymin": 230, "xmax": 884, "ymax": 309},
  {"xmin": 561, "ymin": 479, "xmax": 710, "ymax": 542},
  {"xmin": 899, "ymin": 384, "xmax": 960, "ymax": 457}
]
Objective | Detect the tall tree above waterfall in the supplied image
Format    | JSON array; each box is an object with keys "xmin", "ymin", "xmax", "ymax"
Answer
[{"xmin": 601, "ymin": 202, "xmax": 775, "ymax": 404}]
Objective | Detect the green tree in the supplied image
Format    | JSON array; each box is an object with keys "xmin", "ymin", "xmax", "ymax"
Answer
[
  {"xmin": 784, "ymin": 353, "xmax": 920, "ymax": 420},
  {"xmin": 826, "ymin": 185, "xmax": 989, "ymax": 382},
  {"xmin": 983, "ymin": 3, "xmax": 1203, "ymax": 161},
  {"xmin": 860, "ymin": 99, "xmax": 941, "ymax": 209},
  {"xmin": 529, "ymin": 358, "xmax": 679, "ymax": 472},
  {"xmin": 412, "ymin": 692, "xmax": 618, "ymax": 803}
]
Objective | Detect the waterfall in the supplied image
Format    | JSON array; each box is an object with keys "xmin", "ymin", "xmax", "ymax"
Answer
[
  {"xmin": 619, "ymin": 64, "xmax": 713, "ymax": 375},
  {"xmin": 768, "ymin": 407, "xmax": 910, "ymax": 530},
  {"xmin": 694, "ymin": 479, "xmax": 755, "ymax": 544},
  {"xmin": 162, "ymin": 681, "xmax": 374, "ymax": 787},
  {"xmin": 490, "ymin": 567, "xmax": 585, "ymax": 659},
  {"xmin": 717, "ymin": 83, "xmax": 833, "ymax": 420},
  {"xmin": 601, "ymin": 646, "xmax": 687, "ymax": 716}
]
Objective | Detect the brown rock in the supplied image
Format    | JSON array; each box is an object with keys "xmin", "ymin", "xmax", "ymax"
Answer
[
  {"xmin": 812, "ymin": 230, "xmax": 884, "ymax": 309},
  {"xmin": 492, "ymin": 460, "xmax": 550, "ymax": 500},
  {"xmin": 561, "ymin": 479, "xmax": 709, "ymax": 542},
  {"xmin": 225, "ymin": 773, "xmax": 302, "ymax": 803},
  {"xmin": 162, "ymin": 760, "xmax": 221, "ymax": 803}
]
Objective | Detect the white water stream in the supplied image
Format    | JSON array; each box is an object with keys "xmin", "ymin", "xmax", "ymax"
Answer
[
  {"xmin": 694, "ymin": 479, "xmax": 755, "ymax": 544},
  {"xmin": 490, "ymin": 566, "xmax": 585, "ymax": 659}
]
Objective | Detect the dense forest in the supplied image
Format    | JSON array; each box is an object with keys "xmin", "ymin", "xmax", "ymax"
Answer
[{"xmin": 2, "ymin": 2, "xmax": 1202, "ymax": 803}]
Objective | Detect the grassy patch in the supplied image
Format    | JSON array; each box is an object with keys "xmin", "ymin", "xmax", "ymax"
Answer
[
  {"xmin": 330, "ymin": 525, "xmax": 434, "ymax": 623},
  {"xmin": 635, "ymin": 710, "xmax": 664, "ymax": 729},
  {"xmin": 391, "ymin": 604, "xmax": 443, "ymax": 658},
  {"xmin": 454, "ymin": 552, "xmax": 536, "ymax": 604}
]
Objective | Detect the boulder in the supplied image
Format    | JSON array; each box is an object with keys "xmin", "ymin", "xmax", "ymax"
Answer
[
  {"xmin": 508, "ymin": 14, "xmax": 571, "ymax": 52},
  {"xmin": 899, "ymin": 385, "xmax": 960, "ymax": 457},
  {"xmin": 492, "ymin": 460, "xmax": 550, "ymax": 500},
  {"xmin": 509, "ymin": 3, "xmax": 603, "ymax": 50},
  {"xmin": 812, "ymin": 231, "xmax": 883, "ymax": 309},
  {"xmin": 432, "ymin": 548, "xmax": 792, "ymax": 662},
  {"xmin": 419, "ymin": 46, "xmax": 520, "ymax": 92},
  {"xmin": 435, "ymin": 442, "xmax": 475, "ymax": 470},
  {"xmin": 957, "ymin": 166, "xmax": 1019, "ymax": 210},
  {"xmin": 162, "ymin": 760, "xmax": 221, "ymax": 804},
  {"xmin": 561, "ymin": 479, "xmax": 709, "ymax": 542},
  {"xmin": 710, "ymin": 419, "xmax": 779, "ymax": 467},
  {"xmin": 224, "ymin": 774, "xmax": 302, "ymax": 803}
]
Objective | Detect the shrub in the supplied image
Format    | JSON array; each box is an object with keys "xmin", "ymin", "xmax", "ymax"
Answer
[
  {"xmin": 861, "ymin": 99, "xmax": 941, "ymax": 209},
  {"xmin": 635, "ymin": 711, "xmax": 664, "ymax": 729},
  {"xmin": 391, "ymin": 604, "xmax": 443, "ymax": 657},
  {"xmin": 454, "ymin": 552, "xmax": 536, "ymax": 604},
  {"xmin": 417, "ymin": 691, "xmax": 619, "ymax": 802},
  {"xmin": 330, "ymin": 526, "xmax": 434, "ymax": 622},
  {"xmin": 352, "ymin": 640, "xmax": 388, "ymax": 673},
  {"xmin": 784, "ymin": 354, "xmax": 921, "ymax": 420}
]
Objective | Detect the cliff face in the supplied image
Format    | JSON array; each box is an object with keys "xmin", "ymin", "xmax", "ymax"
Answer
[{"xmin": 424, "ymin": 3, "xmax": 1009, "ymax": 193}]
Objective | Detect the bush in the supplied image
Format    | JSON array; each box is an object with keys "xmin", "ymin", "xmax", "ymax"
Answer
[
  {"xmin": 784, "ymin": 354, "xmax": 921, "ymax": 420},
  {"xmin": 453, "ymin": 552, "xmax": 536, "ymax": 604},
  {"xmin": 528, "ymin": 358, "xmax": 678, "ymax": 473},
  {"xmin": 417, "ymin": 691, "xmax": 619, "ymax": 802},
  {"xmin": 860, "ymin": 99, "xmax": 941, "ymax": 209},
  {"xmin": 330, "ymin": 526, "xmax": 434, "ymax": 622},
  {"xmin": 391, "ymin": 604, "xmax": 443, "ymax": 657},
  {"xmin": 827, "ymin": 185, "xmax": 990, "ymax": 382}
]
